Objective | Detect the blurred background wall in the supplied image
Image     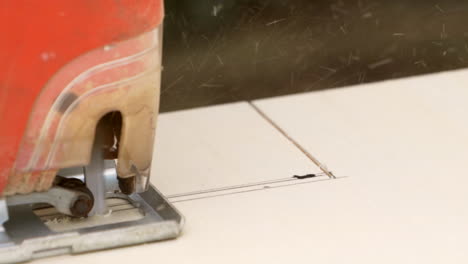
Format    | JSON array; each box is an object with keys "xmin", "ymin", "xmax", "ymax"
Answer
[{"xmin": 161, "ymin": 0, "xmax": 468, "ymax": 112}]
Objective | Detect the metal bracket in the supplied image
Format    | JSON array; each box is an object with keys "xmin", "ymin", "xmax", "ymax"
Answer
[
  {"xmin": 0, "ymin": 199, "xmax": 7, "ymax": 226},
  {"xmin": 0, "ymin": 198, "xmax": 8, "ymax": 243},
  {"xmin": 0, "ymin": 165, "xmax": 184, "ymax": 263}
]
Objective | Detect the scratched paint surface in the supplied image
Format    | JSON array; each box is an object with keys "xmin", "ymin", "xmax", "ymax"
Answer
[
  {"xmin": 161, "ymin": 0, "xmax": 468, "ymax": 112},
  {"xmin": 0, "ymin": 0, "xmax": 163, "ymax": 195}
]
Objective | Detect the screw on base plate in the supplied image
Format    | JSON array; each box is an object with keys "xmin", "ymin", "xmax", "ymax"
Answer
[
  {"xmin": 55, "ymin": 176, "xmax": 94, "ymax": 217},
  {"xmin": 7, "ymin": 176, "xmax": 94, "ymax": 218},
  {"xmin": 70, "ymin": 195, "xmax": 94, "ymax": 218}
]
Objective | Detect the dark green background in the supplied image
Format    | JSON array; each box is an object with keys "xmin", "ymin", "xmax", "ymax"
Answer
[{"xmin": 161, "ymin": 0, "xmax": 468, "ymax": 112}]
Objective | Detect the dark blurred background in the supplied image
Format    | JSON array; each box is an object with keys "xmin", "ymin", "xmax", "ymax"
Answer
[{"xmin": 161, "ymin": 0, "xmax": 468, "ymax": 112}]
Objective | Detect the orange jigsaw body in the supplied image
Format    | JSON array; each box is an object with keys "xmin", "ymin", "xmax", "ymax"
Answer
[{"xmin": 0, "ymin": 0, "xmax": 164, "ymax": 196}]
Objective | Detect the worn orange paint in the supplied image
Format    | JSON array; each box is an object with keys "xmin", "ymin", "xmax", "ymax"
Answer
[{"xmin": 0, "ymin": 0, "xmax": 163, "ymax": 195}]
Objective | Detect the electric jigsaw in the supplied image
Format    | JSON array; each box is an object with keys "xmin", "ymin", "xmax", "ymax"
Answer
[{"xmin": 0, "ymin": 1, "xmax": 183, "ymax": 263}]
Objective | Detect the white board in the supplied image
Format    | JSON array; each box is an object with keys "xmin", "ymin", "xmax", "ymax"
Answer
[{"xmin": 39, "ymin": 69, "xmax": 468, "ymax": 264}]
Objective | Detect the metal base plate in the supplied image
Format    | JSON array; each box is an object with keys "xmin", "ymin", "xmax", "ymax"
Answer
[{"xmin": 0, "ymin": 184, "xmax": 184, "ymax": 264}]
